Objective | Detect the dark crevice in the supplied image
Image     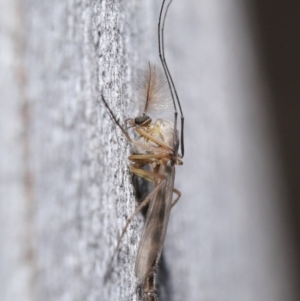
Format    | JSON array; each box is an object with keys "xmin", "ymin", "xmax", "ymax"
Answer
[
  {"xmin": 250, "ymin": 0, "xmax": 300, "ymax": 296},
  {"xmin": 157, "ymin": 253, "xmax": 173, "ymax": 301}
]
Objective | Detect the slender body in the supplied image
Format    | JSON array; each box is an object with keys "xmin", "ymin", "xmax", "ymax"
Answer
[
  {"xmin": 128, "ymin": 103, "xmax": 182, "ymax": 300},
  {"xmin": 131, "ymin": 119, "xmax": 180, "ymax": 279},
  {"xmin": 102, "ymin": 0, "xmax": 184, "ymax": 300}
]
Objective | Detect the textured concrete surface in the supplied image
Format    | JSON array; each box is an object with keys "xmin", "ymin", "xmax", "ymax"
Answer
[{"xmin": 0, "ymin": 0, "xmax": 298, "ymax": 301}]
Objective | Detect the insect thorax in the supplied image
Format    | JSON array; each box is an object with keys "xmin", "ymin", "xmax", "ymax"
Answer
[{"xmin": 134, "ymin": 118, "xmax": 178, "ymax": 155}]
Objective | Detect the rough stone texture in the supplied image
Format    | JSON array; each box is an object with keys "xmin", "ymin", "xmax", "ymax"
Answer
[
  {"xmin": 25, "ymin": 1, "xmax": 156, "ymax": 300},
  {"xmin": 0, "ymin": 1, "xmax": 298, "ymax": 301}
]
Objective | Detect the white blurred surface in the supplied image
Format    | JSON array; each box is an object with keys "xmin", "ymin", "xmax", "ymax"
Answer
[
  {"xmin": 164, "ymin": 1, "xmax": 295, "ymax": 300},
  {"xmin": 0, "ymin": 0, "xmax": 297, "ymax": 301}
]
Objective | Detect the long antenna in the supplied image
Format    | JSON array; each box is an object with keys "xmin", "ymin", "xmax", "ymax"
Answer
[
  {"xmin": 158, "ymin": 0, "xmax": 185, "ymax": 157},
  {"xmin": 143, "ymin": 62, "xmax": 153, "ymax": 114}
]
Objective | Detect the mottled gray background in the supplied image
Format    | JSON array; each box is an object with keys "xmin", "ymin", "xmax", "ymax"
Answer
[{"xmin": 1, "ymin": 0, "xmax": 299, "ymax": 301}]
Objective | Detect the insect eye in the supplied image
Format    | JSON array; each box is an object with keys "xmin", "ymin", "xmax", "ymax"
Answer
[{"xmin": 134, "ymin": 115, "xmax": 151, "ymax": 126}]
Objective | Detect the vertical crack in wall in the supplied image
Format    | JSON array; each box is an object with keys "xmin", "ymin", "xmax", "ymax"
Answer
[{"xmin": 15, "ymin": 1, "xmax": 36, "ymax": 300}]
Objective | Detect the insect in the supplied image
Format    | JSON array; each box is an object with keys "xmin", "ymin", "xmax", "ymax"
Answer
[{"xmin": 102, "ymin": 0, "xmax": 184, "ymax": 300}]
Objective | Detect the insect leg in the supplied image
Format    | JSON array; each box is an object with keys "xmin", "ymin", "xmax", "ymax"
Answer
[
  {"xmin": 135, "ymin": 127, "xmax": 174, "ymax": 152},
  {"xmin": 101, "ymin": 93, "xmax": 134, "ymax": 142},
  {"xmin": 101, "ymin": 94, "xmax": 170, "ymax": 155},
  {"xmin": 104, "ymin": 168, "xmax": 166, "ymax": 282},
  {"xmin": 130, "ymin": 165, "xmax": 165, "ymax": 183},
  {"xmin": 171, "ymin": 188, "xmax": 181, "ymax": 207}
]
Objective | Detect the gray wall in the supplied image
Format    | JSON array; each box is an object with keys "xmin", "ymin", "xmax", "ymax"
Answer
[{"xmin": 0, "ymin": 0, "xmax": 299, "ymax": 301}]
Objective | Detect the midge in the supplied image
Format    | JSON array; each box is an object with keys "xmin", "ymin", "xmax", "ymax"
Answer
[{"xmin": 102, "ymin": 0, "xmax": 184, "ymax": 299}]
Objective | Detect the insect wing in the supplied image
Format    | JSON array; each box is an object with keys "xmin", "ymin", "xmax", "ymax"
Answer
[{"xmin": 135, "ymin": 165, "xmax": 175, "ymax": 279}]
